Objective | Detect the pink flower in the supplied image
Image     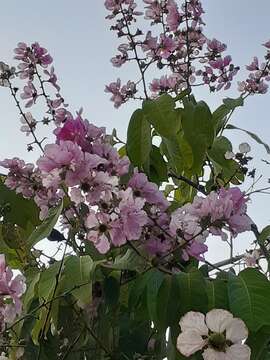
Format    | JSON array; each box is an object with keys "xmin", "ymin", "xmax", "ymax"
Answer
[
  {"xmin": 54, "ymin": 116, "xmax": 87, "ymax": 145},
  {"xmin": 128, "ymin": 171, "xmax": 169, "ymax": 210},
  {"xmin": 44, "ymin": 66, "xmax": 60, "ymax": 91},
  {"xmin": 142, "ymin": 31, "xmax": 158, "ymax": 55},
  {"xmin": 31, "ymin": 42, "xmax": 53, "ymax": 67},
  {"xmin": 105, "ymin": 79, "xmax": 137, "ymax": 108},
  {"xmin": 166, "ymin": 0, "xmax": 181, "ymax": 31},
  {"xmin": 20, "ymin": 81, "xmax": 38, "ymax": 107},
  {"xmin": 145, "ymin": 236, "xmax": 171, "ymax": 256},
  {"xmin": 207, "ymin": 38, "xmax": 227, "ymax": 53},
  {"xmin": 0, "ymin": 255, "xmax": 25, "ymax": 326},
  {"xmin": 117, "ymin": 188, "xmax": 148, "ymax": 241},
  {"xmin": 144, "ymin": 0, "xmax": 162, "ymax": 22},
  {"xmin": 157, "ymin": 35, "xmax": 177, "ymax": 59},
  {"xmin": 150, "ymin": 74, "xmax": 181, "ymax": 93},
  {"xmin": 246, "ymin": 56, "xmax": 259, "ymax": 71},
  {"xmin": 37, "ymin": 141, "xmax": 84, "ymax": 173},
  {"xmin": 85, "ymin": 212, "xmax": 111, "ymax": 253}
]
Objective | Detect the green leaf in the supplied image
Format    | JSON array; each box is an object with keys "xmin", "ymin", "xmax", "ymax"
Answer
[
  {"xmin": 162, "ymin": 136, "xmax": 184, "ymax": 174},
  {"xmin": 143, "ymin": 94, "xmax": 181, "ymax": 138},
  {"xmin": 223, "ymin": 96, "xmax": 244, "ymax": 110},
  {"xmin": 213, "ymin": 104, "xmax": 231, "ymax": 132},
  {"xmin": 208, "ymin": 136, "xmax": 243, "ymax": 184},
  {"xmin": 104, "ymin": 276, "xmax": 120, "ymax": 307},
  {"xmin": 246, "ymin": 326, "xmax": 270, "ymax": 360},
  {"xmin": 259, "ymin": 226, "xmax": 270, "ymax": 243},
  {"xmin": 27, "ymin": 201, "xmax": 63, "ymax": 248},
  {"xmin": 206, "ymin": 279, "xmax": 229, "ymax": 310},
  {"xmin": 182, "ymin": 101, "xmax": 214, "ymax": 172},
  {"xmin": 144, "ymin": 145, "xmax": 168, "ymax": 184},
  {"xmin": 108, "ymin": 249, "xmax": 145, "ymax": 271},
  {"xmin": 228, "ymin": 269, "xmax": 270, "ymax": 331},
  {"xmin": 0, "ymin": 179, "xmax": 40, "ymax": 228},
  {"xmin": 156, "ymin": 275, "xmax": 172, "ymax": 330},
  {"xmin": 226, "ymin": 124, "xmax": 270, "ymax": 154},
  {"xmin": 61, "ymin": 255, "xmax": 94, "ymax": 305},
  {"xmin": 174, "ymin": 269, "xmax": 208, "ymax": 316},
  {"xmin": 147, "ymin": 269, "xmax": 164, "ymax": 324},
  {"xmin": 126, "ymin": 109, "xmax": 152, "ymax": 166}
]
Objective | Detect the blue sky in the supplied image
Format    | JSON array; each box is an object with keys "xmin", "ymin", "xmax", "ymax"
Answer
[{"xmin": 0, "ymin": 1, "xmax": 270, "ymax": 263}]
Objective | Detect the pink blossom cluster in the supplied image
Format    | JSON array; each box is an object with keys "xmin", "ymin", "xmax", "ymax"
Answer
[
  {"xmin": 12, "ymin": 42, "xmax": 70, "ymax": 128},
  {"xmin": 0, "ymin": 113, "xmax": 252, "ymax": 262},
  {"xmin": 105, "ymin": 0, "xmax": 240, "ymax": 106},
  {"xmin": 0, "ymin": 255, "xmax": 25, "ymax": 331},
  {"xmin": 105, "ymin": 78, "xmax": 137, "ymax": 108},
  {"xmin": 170, "ymin": 187, "xmax": 253, "ymax": 260},
  {"xmin": 238, "ymin": 42, "xmax": 270, "ymax": 95}
]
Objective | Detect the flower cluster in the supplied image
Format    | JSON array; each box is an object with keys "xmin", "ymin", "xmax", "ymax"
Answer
[
  {"xmin": 105, "ymin": 0, "xmax": 240, "ymax": 107},
  {"xmin": 177, "ymin": 309, "xmax": 251, "ymax": 359},
  {"xmin": 170, "ymin": 187, "xmax": 253, "ymax": 260},
  {"xmin": 0, "ymin": 255, "xmax": 25, "ymax": 331},
  {"xmin": 1, "ymin": 117, "xmax": 252, "ymax": 261},
  {"xmin": 8, "ymin": 42, "xmax": 71, "ymax": 138},
  {"xmin": 238, "ymin": 41, "xmax": 270, "ymax": 95}
]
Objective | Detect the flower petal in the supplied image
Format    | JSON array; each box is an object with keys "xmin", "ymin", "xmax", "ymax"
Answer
[
  {"xmin": 226, "ymin": 344, "xmax": 251, "ymax": 360},
  {"xmin": 179, "ymin": 311, "xmax": 208, "ymax": 335},
  {"xmin": 203, "ymin": 348, "xmax": 227, "ymax": 360},
  {"xmin": 225, "ymin": 318, "xmax": 248, "ymax": 343},
  {"xmin": 206, "ymin": 309, "xmax": 233, "ymax": 333},
  {"xmin": 176, "ymin": 330, "xmax": 206, "ymax": 357}
]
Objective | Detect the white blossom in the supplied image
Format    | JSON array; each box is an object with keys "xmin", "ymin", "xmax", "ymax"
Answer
[
  {"xmin": 239, "ymin": 142, "xmax": 251, "ymax": 154},
  {"xmin": 176, "ymin": 309, "xmax": 250, "ymax": 360}
]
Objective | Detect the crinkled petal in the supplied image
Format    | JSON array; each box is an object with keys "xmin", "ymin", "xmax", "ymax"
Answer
[
  {"xmin": 226, "ymin": 344, "xmax": 251, "ymax": 360},
  {"xmin": 206, "ymin": 309, "xmax": 233, "ymax": 333},
  {"xmin": 203, "ymin": 348, "xmax": 227, "ymax": 360},
  {"xmin": 225, "ymin": 318, "xmax": 248, "ymax": 343},
  {"xmin": 176, "ymin": 330, "xmax": 206, "ymax": 357},
  {"xmin": 179, "ymin": 311, "xmax": 208, "ymax": 335}
]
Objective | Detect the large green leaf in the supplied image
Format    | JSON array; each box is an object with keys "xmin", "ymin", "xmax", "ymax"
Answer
[
  {"xmin": 144, "ymin": 145, "xmax": 168, "ymax": 184},
  {"xmin": 226, "ymin": 124, "xmax": 270, "ymax": 154},
  {"xmin": 0, "ymin": 179, "xmax": 40, "ymax": 228},
  {"xmin": 207, "ymin": 136, "xmax": 243, "ymax": 184},
  {"xmin": 27, "ymin": 201, "xmax": 63, "ymax": 248},
  {"xmin": 228, "ymin": 269, "xmax": 270, "ymax": 331},
  {"xmin": 182, "ymin": 101, "xmax": 214, "ymax": 173},
  {"xmin": 246, "ymin": 326, "xmax": 270, "ymax": 360},
  {"xmin": 206, "ymin": 279, "xmax": 229, "ymax": 310},
  {"xmin": 126, "ymin": 109, "xmax": 152, "ymax": 166},
  {"xmin": 104, "ymin": 276, "xmax": 120, "ymax": 307},
  {"xmin": 174, "ymin": 269, "xmax": 208, "ymax": 316},
  {"xmin": 143, "ymin": 94, "xmax": 181, "ymax": 138},
  {"xmin": 162, "ymin": 136, "xmax": 184, "ymax": 174},
  {"xmin": 156, "ymin": 275, "xmax": 172, "ymax": 330},
  {"xmin": 61, "ymin": 255, "xmax": 94, "ymax": 305},
  {"xmin": 146, "ymin": 269, "xmax": 164, "ymax": 324}
]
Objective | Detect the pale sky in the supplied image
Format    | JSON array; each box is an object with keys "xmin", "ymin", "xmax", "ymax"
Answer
[{"xmin": 0, "ymin": 1, "xmax": 270, "ymax": 264}]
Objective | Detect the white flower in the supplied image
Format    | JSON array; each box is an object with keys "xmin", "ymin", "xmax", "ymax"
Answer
[
  {"xmin": 224, "ymin": 151, "xmax": 235, "ymax": 160},
  {"xmin": 239, "ymin": 142, "xmax": 251, "ymax": 154},
  {"xmin": 176, "ymin": 309, "xmax": 251, "ymax": 360}
]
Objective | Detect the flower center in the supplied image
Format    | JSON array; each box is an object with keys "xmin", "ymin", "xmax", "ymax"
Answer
[
  {"xmin": 99, "ymin": 224, "xmax": 108, "ymax": 233},
  {"xmin": 133, "ymin": 189, "xmax": 141, "ymax": 197},
  {"xmin": 208, "ymin": 333, "xmax": 226, "ymax": 352}
]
